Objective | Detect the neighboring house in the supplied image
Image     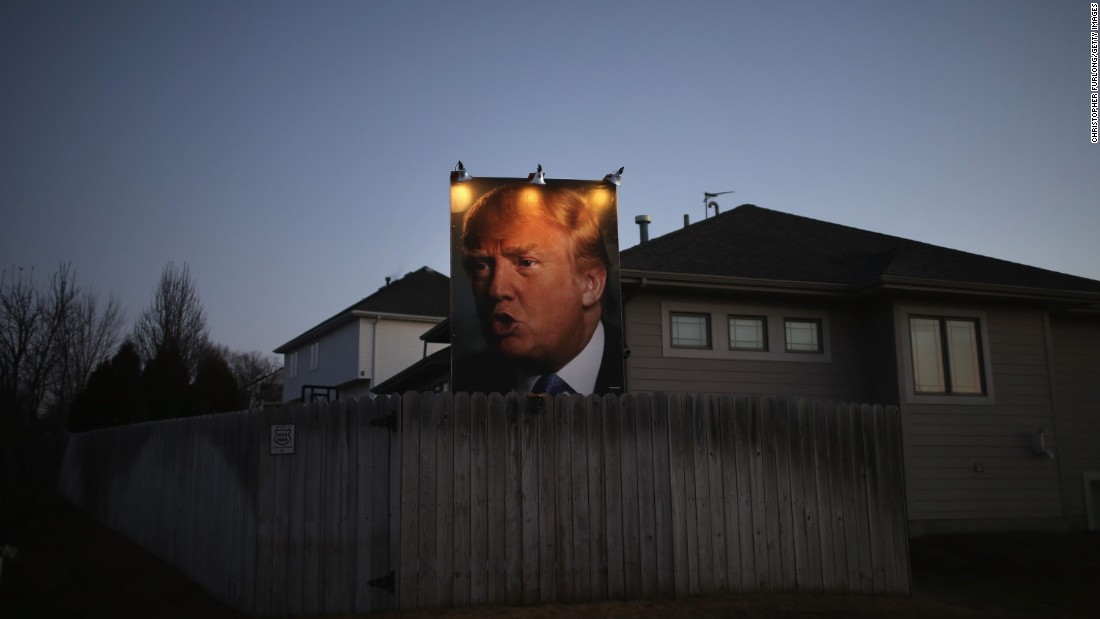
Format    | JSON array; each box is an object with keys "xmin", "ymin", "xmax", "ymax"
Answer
[
  {"xmin": 372, "ymin": 319, "xmax": 451, "ymax": 394},
  {"xmin": 617, "ymin": 204, "xmax": 1100, "ymax": 536},
  {"xmin": 381, "ymin": 205, "xmax": 1100, "ymax": 536},
  {"xmin": 244, "ymin": 367, "xmax": 284, "ymax": 410},
  {"xmin": 273, "ymin": 266, "xmax": 449, "ymax": 402}
]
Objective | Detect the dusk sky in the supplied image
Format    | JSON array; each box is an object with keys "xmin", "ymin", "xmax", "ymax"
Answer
[{"xmin": 3, "ymin": 1, "xmax": 1097, "ymax": 357}]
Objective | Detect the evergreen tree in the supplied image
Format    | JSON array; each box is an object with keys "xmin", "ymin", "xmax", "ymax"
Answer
[
  {"xmin": 70, "ymin": 341, "xmax": 143, "ymax": 430},
  {"xmin": 189, "ymin": 349, "xmax": 244, "ymax": 416},
  {"xmin": 140, "ymin": 345, "xmax": 189, "ymax": 421},
  {"xmin": 68, "ymin": 360, "xmax": 110, "ymax": 431},
  {"xmin": 108, "ymin": 341, "xmax": 143, "ymax": 423}
]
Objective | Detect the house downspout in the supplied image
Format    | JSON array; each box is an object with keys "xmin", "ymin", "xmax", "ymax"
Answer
[
  {"xmin": 371, "ymin": 316, "xmax": 381, "ymax": 389},
  {"xmin": 619, "ymin": 276, "xmax": 648, "ymax": 392},
  {"xmin": 1041, "ymin": 313, "xmax": 1069, "ymax": 528}
]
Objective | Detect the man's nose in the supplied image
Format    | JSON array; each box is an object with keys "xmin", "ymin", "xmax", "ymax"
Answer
[{"xmin": 487, "ymin": 263, "xmax": 517, "ymax": 300}]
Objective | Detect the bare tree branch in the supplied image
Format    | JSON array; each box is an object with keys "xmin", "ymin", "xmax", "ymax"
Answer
[
  {"xmin": 132, "ymin": 262, "xmax": 209, "ymax": 376},
  {"xmin": 1, "ymin": 264, "xmax": 127, "ymax": 431}
]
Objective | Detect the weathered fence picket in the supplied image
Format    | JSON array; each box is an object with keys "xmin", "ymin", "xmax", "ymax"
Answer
[{"xmin": 57, "ymin": 392, "xmax": 910, "ymax": 616}]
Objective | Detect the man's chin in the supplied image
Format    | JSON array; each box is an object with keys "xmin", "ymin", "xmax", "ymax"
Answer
[
  {"xmin": 492, "ymin": 341, "xmax": 545, "ymax": 369},
  {"xmin": 495, "ymin": 342, "xmax": 533, "ymax": 361}
]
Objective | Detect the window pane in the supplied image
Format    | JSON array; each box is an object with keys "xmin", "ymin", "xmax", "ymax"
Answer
[
  {"xmin": 910, "ymin": 318, "xmax": 945, "ymax": 393},
  {"xmin": 785, "ymin": 319, "xmax": 821, "ymax": 353},
  {"xmin": 671, "ymin": 313, "xmax": 710, "ymax": 348},
  {"xmin": 946, "ymin": 319, "xmax": 982, "ymax": 394},
  {"xmin": 729, "ymin": 316, "xmax": 767, "ymax": 350}
]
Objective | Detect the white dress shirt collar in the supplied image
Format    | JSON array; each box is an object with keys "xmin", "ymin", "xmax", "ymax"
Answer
[{"xmin": 514, "ymin": 321, "xmax": 604, "ymax": 395}]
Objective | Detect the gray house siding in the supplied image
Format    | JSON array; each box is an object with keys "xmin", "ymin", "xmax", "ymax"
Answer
[
  {"xmin": 607, "ymin": 205, "xmax": 1100, "ymax": 535},
  {"xmin": 624, "ymin": 292, "xmax": 875, "ymax": 402},
  {"xmin": 898, "ymin": 303, "xmax": 1064, "ymax": 534},
  {"xmin": 1050, "ymin": 315, "xmax": 1100, "ymax": 530},
  {"xmin": 624, "ymin": 290, "xmax": 1093, "ymax": 535},
  {"xmin": 281, "ymin": 319, "xmax": 362, "ymax": 402}
]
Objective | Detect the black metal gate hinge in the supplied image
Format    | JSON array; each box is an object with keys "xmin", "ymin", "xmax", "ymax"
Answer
[{"xmin": 369, "ymin": 414, "xmax": 397, "ymax": 433}]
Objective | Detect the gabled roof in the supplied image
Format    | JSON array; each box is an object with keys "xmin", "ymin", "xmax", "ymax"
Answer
[
  {"xmin": 620, "ymin": 205, "xmax": 1100, "ymax": 305},
  {"xmin": 371, "ymin": 346, "xmax": 451, "ymax": 394},
  {"xmin": 350, "ymin": 266, "xmax": 450, "ymax": 316},
  {"xmin": 274, "ymin": 266, "xmax": 449, "ymax": 353}
]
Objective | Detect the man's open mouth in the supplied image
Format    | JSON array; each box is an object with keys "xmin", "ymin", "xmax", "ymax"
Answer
[{"xmin": 491, "ymin": 312, "xmax": 517, "ymax": 336}]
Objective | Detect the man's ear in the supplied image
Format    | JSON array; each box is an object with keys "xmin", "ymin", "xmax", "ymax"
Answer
[{"xmin": 579, "ymin": 266, "xmax": 607, "ymax": 308}]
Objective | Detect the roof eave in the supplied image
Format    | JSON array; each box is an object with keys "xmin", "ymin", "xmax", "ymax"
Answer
[
  {"xmin": 619, "ymin": 269, "xmax": 1100, "ymax": 308},
  {"xmin": 619, "ymin": 269, "xmax": 850, "ymax": 297},
  {"xmin": 864, "ymin": 275, "xmax": 1100, "ymax": 305},
  {"xmin": 273, "ymin": 311, "xmax": 444, "ymax": 354},
  {"xmin": 349, "ymin": 310, "xmax": 444, "ymax": 323},
  {"xmin": 371, "ymin": 346, "xmax": 451, "ymax": 394},
  {"xmin": 420, "ymin": 319, "xmax": 452, "ymax": 343}
]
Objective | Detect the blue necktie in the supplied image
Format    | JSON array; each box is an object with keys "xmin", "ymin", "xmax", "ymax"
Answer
[{"xmin": 532, "ymin": 373, "xmax": 574, "ymax": 396}]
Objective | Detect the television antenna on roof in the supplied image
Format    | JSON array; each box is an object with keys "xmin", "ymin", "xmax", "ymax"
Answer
[{"xmin": 704, "ymin": 190, "xmax": 735, "ymax": 218}]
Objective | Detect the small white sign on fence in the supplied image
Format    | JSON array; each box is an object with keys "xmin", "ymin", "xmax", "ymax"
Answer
[{"xmin": 270, "ymin": 424, "xmax": 295, "ymax": 455}]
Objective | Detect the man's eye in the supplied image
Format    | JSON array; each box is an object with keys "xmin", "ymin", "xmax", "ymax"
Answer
[
  {"xmin": 517, "ymin": 258, "xmax": 537, "ymax": 268},
  {"xmin": 467, "ymin": 260, "xmax": 491, "ymax": 277}
]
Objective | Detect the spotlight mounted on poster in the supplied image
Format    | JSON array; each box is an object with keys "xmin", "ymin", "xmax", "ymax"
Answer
[
  {"xmin": 528, "ymin": 163, "xmax": 546, "ymax": 184},
  {"xmin": 451, "ymin": 160, "xmax": 472, "ymax": 183},
  {"xmin": 604, "ymin": 166, "xmax": 624, "ymax": 186}
]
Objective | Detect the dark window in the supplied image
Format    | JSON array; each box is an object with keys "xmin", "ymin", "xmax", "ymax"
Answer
[
  {"xmin": 784, "ymin": 318, "xmax": 823, "ymax": 353},
  {"xmin": 671, "ymin": 312, "xmax": 711, "ymax": 349},
  {"xmin": 728, "ymin": 315, "xmax": 768, "ymax": 351}
]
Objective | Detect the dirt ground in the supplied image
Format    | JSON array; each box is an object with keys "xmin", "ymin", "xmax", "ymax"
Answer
[{"xmin": 2, "ymin": 489, "xmax": 1097, "ymax": 618}]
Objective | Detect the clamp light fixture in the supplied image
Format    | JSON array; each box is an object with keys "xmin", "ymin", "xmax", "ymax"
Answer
[
  {"xmin": 604, "ymin": 166, "xmax": 624, "ymax": 186},
  {"xmin": 451, "ymin": 160, "xmax": 472, "ymax": 182}
]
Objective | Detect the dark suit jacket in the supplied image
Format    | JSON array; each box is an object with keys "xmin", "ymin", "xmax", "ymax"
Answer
[{"xmin": 452, "ymin": 321, "xmax": 624, "ymax": 395}]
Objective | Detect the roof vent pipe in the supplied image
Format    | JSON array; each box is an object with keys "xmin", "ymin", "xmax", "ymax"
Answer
[
  {"xmin": 635, "ymin": 215, "xmax": 652, "ymax": 243},
  {"xmin": 683, "ymin": 214, "xmax": 690, "ymax": 228}
]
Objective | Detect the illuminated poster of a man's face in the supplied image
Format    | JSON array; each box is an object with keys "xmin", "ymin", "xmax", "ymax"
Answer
[{"xmin": 450, "ymin": 176, "xmax": 623, "ymax": 396}]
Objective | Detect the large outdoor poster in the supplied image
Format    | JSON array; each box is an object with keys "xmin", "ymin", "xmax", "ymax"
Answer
[{"xmin": 450, "ymin": 174, "xmax": 624, "ymax": 396}]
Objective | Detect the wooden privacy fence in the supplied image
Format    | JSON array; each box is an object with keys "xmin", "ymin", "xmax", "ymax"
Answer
[
  {"xmin": 57, "ymin": 408, "xmax": 262, "ymax": 611},
  {"xmin": 58, "ymin": 392, "xmax": 911, "ymax": 616}
]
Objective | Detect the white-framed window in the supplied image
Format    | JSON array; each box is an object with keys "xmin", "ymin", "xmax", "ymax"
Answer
[
  {"xmin": 909, "ymin": 316, "xmax": 983, "ymax": 394},
  {"xmin": 897, "ymin": 306, "xmax": 994, "ymax": 405},
  {"xmin": 287, "ymin": 352, "xmax": 298, "ymax": 379},
  {"xmin": 661, "ymin": 302, "xmax": 831, "ymax": 363},
  {"xmin": 670, "ymin": 312, "xmax": 711, "ymax": 349},
  {"xmin": 309, "ymin": 341, "xmax": 320, "ymax": 371}
]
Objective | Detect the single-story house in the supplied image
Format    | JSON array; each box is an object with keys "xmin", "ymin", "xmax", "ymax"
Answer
[
  {"xmin": 377, "ymin": 204, "xmax": 1100, "ymax": 536},
  {"xmin": 618, "ymin": 204, "xmax": 1100, "ymax": 536}
]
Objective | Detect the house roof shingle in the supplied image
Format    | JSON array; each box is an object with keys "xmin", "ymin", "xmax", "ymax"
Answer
[
  {"xmin": 620, "ymin": 205, "xmax": 1100, "ymax": 299},
  {"xmin": 349, "ymin": 266, "xmax": 450, "ymax": 317}
]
